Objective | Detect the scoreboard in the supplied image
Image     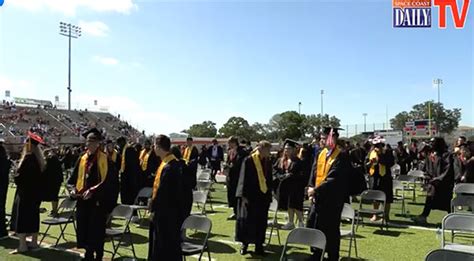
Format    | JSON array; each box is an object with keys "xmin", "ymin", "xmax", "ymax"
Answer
[{"xmin": 404, "ymin": 119, "xmax": 438, "ymax": 139}]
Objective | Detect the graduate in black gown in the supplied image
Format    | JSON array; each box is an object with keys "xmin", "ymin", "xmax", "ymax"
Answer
[
  {"xmin": 170, "ymin": 146, "xmax": 194, "ymax": 219},
  {"xmin": 273, "ymin": 139, "xmax": 305, "ymax": 229},
  {"xmin": 235, "ymin": 141, "xmax": 273, "ymax": 256},
  {"xmin": 225, "ymin": 136, "xmax": 248, "ymax": 220},
  {"xmin": 115, "ymin": 137, "xmax": 127, "ymax": 174},
  {"xmin": 139, "ymin": 139, "xmax": 160, "ymax": 188},
  {"xmin": 68, "ymin": 128, "xmax": 118, "ymax": 261},
  {"xmin": 367, "ymin": 138, "xmax": 394, "ymax": 222},
  {"xmin": 148, "ymin": 135, "xmax": 184, "ymax": 261},
  {"xmin": 307, "ymin": 127, "xmax": 351, "ymax": 261},
  {"xmin": 10, "ymin": 132, "xmax": 46, "ymax": 253},
  {"xmin": 0, "ymin": 143, "xmax": 11, "ymax": 238},
  {"xmin": 119, "ymin": 143, "xmax": 140, "ymax": 205},
  {"xmin": 182, "ymin": 137, "xmax": 199, "ymax": 187},
  {"xmin": 42, "ymin": 148, "xmax": 64, "ymax": 217},
  {"xmin": 105, "ymin": 140, "xmax": 118, "ymax": 164},
  {"xmin": 413, "ymin": 137, "xmax": 454, "ymax": 224}
]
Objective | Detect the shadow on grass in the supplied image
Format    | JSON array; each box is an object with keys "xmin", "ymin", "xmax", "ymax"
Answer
[
  {"xmin": 55, "ymin": 241, "xmax": 78, "ymax": 249},
  {"xmin": 389, "ymin": 217, "xmax": 441, "ymax": 229},
  {"xmin": 104, "ymin": 232, "xmax": 149, "ymax": 245},
  {"xmin": 207, "ymin": 239, "xmax": 237, "ymax": 254},
  {"xmin": 407, "ymin": 202, "xmax": 426, "ymax": 206},
  {"xmin": 373, "ymin": 229, "xmax": 413, "ymax": 237},
  {"xmin": 341, "ymin": 257, "xmax": 370, "ymax": 261},
  {"xmin": 0, "ymin": 238, "xmax": 81, "ymax": 261}
]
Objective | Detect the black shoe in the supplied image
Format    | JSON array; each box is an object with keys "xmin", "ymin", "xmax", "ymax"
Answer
[
  {"xmin": 255, "ymin": 245, "xmax": 266, "ymax": 256},
  {"xmin": 240, "ymin": 244, "xmax": 248, "ymax": 255}
]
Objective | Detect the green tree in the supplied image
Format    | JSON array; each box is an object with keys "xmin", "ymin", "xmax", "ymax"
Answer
[
  {"xmin": 183, "ymin": 121, "xmax": 217, "ymax": 137},
  {"xmin": 268, "ymin": 111, "xmax": 305, "ymax": 141},
  {"xmin": 390, "ymin": 101, "xmax": 461, "ymax": 134},
  {"xmin": 218, "ymin": 116, "xmax": 253, "ymax": 140},
  {"xmin": 249, "ymin": 122, "xmax": 274, "ymax": 142},
  {"xmin": 302, "ymin": 114, "xmax": 341, "ymax": 138}
]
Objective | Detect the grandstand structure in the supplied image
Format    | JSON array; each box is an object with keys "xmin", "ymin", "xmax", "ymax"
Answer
[{"xmin": 0, "ymin": 97, "xmax": 141, "ymax": 154}]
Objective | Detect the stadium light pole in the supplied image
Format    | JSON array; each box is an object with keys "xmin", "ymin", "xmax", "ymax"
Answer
[
  {"xmin": 363, "ymin": 113, "xmax": 368, "ymax": 132},
  {"xmin": 59, "ymin": 22, "xmax": 81, "ymax": 111},
  {"xmin": 298, "ymin": 102, "xmax": 302, "ymax": 115},
  {"xmin": 320, "ymin": 89, "xmax": 324, "ymax": 115},
  {"xmin": 433, "ymin": 78, "xmax": 443, "ymax": 105}
]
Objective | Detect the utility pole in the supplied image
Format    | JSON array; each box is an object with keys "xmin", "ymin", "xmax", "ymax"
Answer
[
  {"xmin": 363, "ymin": 113, "xmax": 368, "ymax": 132},
  {"xmin": 320, "ymin": 89, "xmax": 324, "ymax": 115},
  {"xmin": 59, "ymin": 22, "xmax": 81, "ymax": 110}
]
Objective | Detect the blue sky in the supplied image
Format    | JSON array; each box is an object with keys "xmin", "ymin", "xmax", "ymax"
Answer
[{"xmin": 0, "ymin": 0, "xmax": 472, "ymax": 135}]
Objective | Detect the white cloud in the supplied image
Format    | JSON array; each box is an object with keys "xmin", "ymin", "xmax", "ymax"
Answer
[
  {"xmin": 10, "ymin": 0, "xmax": 137, "ymax": 16},
  {"xmin": 79, "ymin": 20, "xmax": 109, "ymax": 37},
  {"xmin": 93, "ymin": 56, "xmax": 119, "ymax": 65}
]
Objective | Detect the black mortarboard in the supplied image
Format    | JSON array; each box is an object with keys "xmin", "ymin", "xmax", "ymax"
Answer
[
  {"xmin": 82, "ymin": 128, "xmax": 103, "ymax": 141},
  {"xmin": 284, "ymin": 139, "xmax": 300, "ymax": 148},
  {"xmin": 322, "ymin": 127, "xmax": 344, "ymax": 136}
]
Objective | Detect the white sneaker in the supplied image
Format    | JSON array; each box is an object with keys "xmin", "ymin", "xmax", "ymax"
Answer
[{"xmin": 281, "ymin": 223, "xmax": 295, "ymax": 230}]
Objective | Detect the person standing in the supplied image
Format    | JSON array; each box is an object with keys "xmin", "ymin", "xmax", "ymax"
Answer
[
  {"xmin": 198, "ymin": 145, "xmax": 208, "ymax": 169},
  {"xmin": 235, "ymin": 141, "xmax": 273, "ymax": 256},
  {"xmin": 148, "ymin": 135, "xmax": 184, "ymax": 261},
  {"xmin": 208, "ymin": 139, "xmax": 224, "ymax": 181},
  {"xmin": 67, "ymin": 128, "xmax": 118, "ymax": 261},
  {"xmin": 182, "ymin": 137, "xmax": 199, "ymax": 186},
  {"xmin": 307, "ymin": 127, "xmax": 351, "ymax": 261},
  {"xmin": 139, "ymin": 139, "xmax": 160, "ymax": 188},
  {"xmin": 119, "ymin": 143, "xmax": 140, "ymax": 205},
  {"xmin": 10, "ymin": 132, "xmax": 46, "ymax": 253},
  {"xmin": 42, "ymin": 148, "xmax": 64, "ymax": 217},
  {"xmin": 414, "ymin": 137, "xmax": 454, "ymax": 224},
  {"xmin": 0, "ymin": 143, "xmax": 12, "ymax": 239},
  {"xmin": 394, "ymin": 141, "xmax": 409, "ymax": 175},
  {"xmin": 273, "ymin": 139, "xmax": 305, "ymax": 229},
  {"xmin": 225, "ymin": 136, "xmax": 248, "ymax": 220}
]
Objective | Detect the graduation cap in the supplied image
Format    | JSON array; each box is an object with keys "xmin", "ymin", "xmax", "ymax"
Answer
[
  {"xmin": 27, "ymin": 131, "xmax": 46, "ymax": 146},
  {"xmin": 82, "ymin": 128, "xmax": 103, "ymax": 141},
  {"xmin": 321, "ymin": 126, "xmax": 344, "ymax": 136},
  {"xmin": 283, "ymin": 139, "xmax": 300, "ymax": 148}
]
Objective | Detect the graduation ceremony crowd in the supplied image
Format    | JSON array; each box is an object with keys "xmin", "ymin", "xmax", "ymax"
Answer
[{"xmin": 0, "ymin": 125, "xmax": 473, "ymax": 261}]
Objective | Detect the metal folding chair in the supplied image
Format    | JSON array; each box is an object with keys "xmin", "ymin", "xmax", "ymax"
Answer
[
  {"xmin": 181, "ymin": 215, "xmax": 212, "ymax": 261},
  {"xmin": 280, "ymin": 228, "xmax": 326, "ymax": 261},
  {"xmin": 393, "ymin": 179, "xmax": 406, "ymax": 215},
  {"xmin": 106, "ymin": 205, "xmax": 136, "ymax": 260},
  {"xmin": 441, "ymin": 213, "xmax": 474, "ymax": 254},
  {"xmin": 341, "ymin": 203, "xmax": 358, "ymax": 258},
  {"xmin": 425, "ymin": 249, "xmax": 474, "ymax": 261},
  {"xmin": 397, "ymin": 175, "xmax": 417, "ymax": 202},
  {"xmin": 192, "ymin": 191, "xmax": 209, "ymax": 215},
  {"xmin": 357, "ymin": 190, "xmax": 388, "ymax": 231},
  {"xmin": 130, "ymin": 187, "xmax": 153, "ymax": 218},
  {"xmin": 196, "ymin": 181, "xmax": 214, "ymax": 211},
  {"xmin": 391, "ymin": 164, "xmax": 401, "ymax": 178},
  {"xmin": 39, "ymin": 198, "xmax": 77, "ymax": 247},
  {"xmin": 267, "ymin": 198, "xmax": 282, "ymax": 246}
]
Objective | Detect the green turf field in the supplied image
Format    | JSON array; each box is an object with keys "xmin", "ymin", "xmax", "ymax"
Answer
[{"xmin": 0, "ymin": 182, "xmax": 459, "ymax": 261}]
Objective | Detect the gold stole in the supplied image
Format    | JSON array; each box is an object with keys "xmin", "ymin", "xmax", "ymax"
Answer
[
  {"xmin": 152, "ymin": 154, "xmax": 177, "ymax": 200},
  {"xmin": 183, "ymin": 146, "xmax": 193, "ymax": 164},
  {"xmin": 140, "ymin": 149, "xmax": 150, "ymax": 171},
  {"xmin": 120, "ymin": 146, "xmax": 128, "ymax": 173},
  {"xmin": 251, "ymin": 151, "xmax": 268, "ymax": 193},
  {"xmin": 369, "ymin": 150, "xmax": 386, "ymax": 176},
  {"xmin": 111, "ymin": 150, "xmax": 118, "ymax": 163},
  {"xmin": 298, "ymin": 147, "xmax": 304, "ymax": 159},
  {"xmin": 77, "ymin": 151, "xmax": 108, "ymax": 192},
  {"xmin": 315, "ymin": 147, "xmax": 340, "ymax": 187}
]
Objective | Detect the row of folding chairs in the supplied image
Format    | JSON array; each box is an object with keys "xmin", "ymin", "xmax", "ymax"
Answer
[
  {"xmin": 440, "ymin": 213, "xmax": 474, "ymax": 254},
  {"xmin": 451, "ymin": 183, "xmax": 474, "ymax": 213},
  {"xmin": 425, "ymin": 249, "xmax": 474, "ymax": 261}
]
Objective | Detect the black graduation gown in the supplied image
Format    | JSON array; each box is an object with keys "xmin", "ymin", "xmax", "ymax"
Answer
[
  {"xmin": 42, "ymin": 155, "xmax": 64, "ymax": 202},
  {"xmin": 149, "ymin": 159, "xmax": 184, "ymax": 261},
  {"xmin": 0, "ymin": 157, "xmax": 11, "ymax": 236},
  {"xmin": 142, "ymin": 150, "xmax": 160, "ymax": 188},
  {"xmin": 67, "ymin": 153, "xmax": 118, "ymax": 252},
  {"xmin": 463, "ymin": 158, "xmax": 474, "ymax": 183},
  {"xmin": 453, "ymin": 156, "xmax": 465, "ymax": 183},
  {"xmin": 307, "ymin": 150, "xmax": 351, "ymax": 261},
  {"xmin": 273, "ymin": 157, "xmax": 305, "ymax": 211},
  {"xmin": 367, "ymin": 150, "xmax": 394, "ymax": 203},
  {"xmin": 11, "ymin": 154, "xmax": 42, "ymax": 234},
  {"xmin": 180, "ymin": 159, "xmax": 195, "ymax": 219},
  {"xmin": 235, "ymin": 155, "xmax": 273, "ymax": 245},
  {"xmin": 226, "ymin": 146, "xmax": 248, "ymax": 209},
  {"xmin": 395, "ymin": 148, "xmax": 409, "ymax": 175},
  {"xmin": 423, "ymin": 152, "xmax": 454, "ymax": 212},
  {"xmin": 198, "ymin": 149, "xmax": 208, "ymax": 167},
  {"xmin": 120, "ymin": 147, "xmax": 140, "ymax": 205}
]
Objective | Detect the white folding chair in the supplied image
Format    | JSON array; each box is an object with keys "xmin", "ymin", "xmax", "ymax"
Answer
[
  {"xmin": 341, "ymin": 203, "xmax": 358, "ymax": 258},
  {"xmin": 181, "ymin": 215, "xmax": 212, "ymax": 261},
  {"xmin": 357, "ymin": 190, "xmax": 388, "ymax": 231},
  {"xmin": 441, "ymin": 213, "xmax": 474, "ymax": 254},
  {"xmin": 391, "ymin": 164, "xmax": 401, "ymax": 178},
  {"xmin": 280, "ymin": 228, "xmax": 326, "ymax": 261},
  {"xmin": 267, "ymin": 198, "xmax": 281, "ymax": 246},
  {"xmin": 425, "ymin": 249, "xmax": 474, "ymax": 261}
]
